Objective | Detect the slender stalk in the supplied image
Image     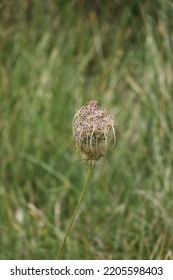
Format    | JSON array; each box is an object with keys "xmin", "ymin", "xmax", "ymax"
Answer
[{"xmin": 57, "ymin": 161, "xmax": 92, "ymax": 259}]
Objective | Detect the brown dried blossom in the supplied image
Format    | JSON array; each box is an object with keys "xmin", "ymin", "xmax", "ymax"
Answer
[{"xmin": 73, "ymin": 100, "xmax": 116, "ymax": 161}]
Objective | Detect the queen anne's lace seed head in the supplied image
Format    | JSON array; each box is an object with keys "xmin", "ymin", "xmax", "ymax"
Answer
[{"xmin": 73, "ymin": 100, "xmax": 116, "ymax": 161}]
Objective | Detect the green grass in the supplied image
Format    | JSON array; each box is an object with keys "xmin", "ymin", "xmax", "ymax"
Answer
[{"xmin": 0, "ymin": 0, "xmax": 173, "ymax": 259}]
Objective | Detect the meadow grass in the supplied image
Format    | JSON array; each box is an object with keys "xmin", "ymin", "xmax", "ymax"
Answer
[{"xmin": 0, "ymin": 1, "xmax": 173, "ymax": 259}]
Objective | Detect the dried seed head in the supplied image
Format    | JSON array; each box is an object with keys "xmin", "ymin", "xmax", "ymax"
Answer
[{"xmin": 73, "ymin": 100, "xmax": 116, "ymax": 161}]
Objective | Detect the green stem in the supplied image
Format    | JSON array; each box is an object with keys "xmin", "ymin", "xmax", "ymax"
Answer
[{"xmin": 57, "ymin": 161, "xmax": 92, "ymax": 259}]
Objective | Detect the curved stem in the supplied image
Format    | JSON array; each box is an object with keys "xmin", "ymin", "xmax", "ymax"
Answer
[{"xmin": 57, "ymin": 161, "xmax": 92, "ymax": 259}]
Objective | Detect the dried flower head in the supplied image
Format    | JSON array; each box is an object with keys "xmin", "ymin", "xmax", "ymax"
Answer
[{"xmin": 73, "ymin": 100, "xmax": 116, "ymax": 161}]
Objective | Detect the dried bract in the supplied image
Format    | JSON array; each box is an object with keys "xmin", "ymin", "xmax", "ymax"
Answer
[{"xmin": 73, "ymin": 100, "xmax": 116, "ymax": 161}]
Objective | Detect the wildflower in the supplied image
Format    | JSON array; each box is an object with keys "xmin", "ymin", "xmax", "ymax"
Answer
[{"xmin": 73, "ymin": 100, "xmax": 116, "ymax": 161}]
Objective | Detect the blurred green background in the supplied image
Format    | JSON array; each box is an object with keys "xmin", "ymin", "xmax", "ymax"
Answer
[{"xmin": 0, "ymin": 0, "xmax": 173, "ymax": 260}]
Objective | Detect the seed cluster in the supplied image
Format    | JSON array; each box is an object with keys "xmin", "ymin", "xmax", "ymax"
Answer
[{"xmin": 73, "ymin": 100, "xmax": 116, "ymax": 161}]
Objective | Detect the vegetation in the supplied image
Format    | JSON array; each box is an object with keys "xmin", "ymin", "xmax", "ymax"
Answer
[{"xmin": 0, "ymin": 0, "xmax": 173, "ymax": 259}]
